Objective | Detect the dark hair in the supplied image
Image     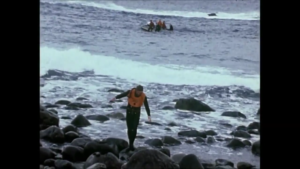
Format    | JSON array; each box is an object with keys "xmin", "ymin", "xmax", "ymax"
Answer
[{"xmin": 136, "ymin": 85, "xmax": 143, "ymax": 91}]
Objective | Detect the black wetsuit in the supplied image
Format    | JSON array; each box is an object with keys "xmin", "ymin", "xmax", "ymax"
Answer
[{"xmin": 115, "ymin": 89, "xmax": 150, "ymax": 150}]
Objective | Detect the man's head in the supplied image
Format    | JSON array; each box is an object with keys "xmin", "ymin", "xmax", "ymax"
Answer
[{"xmin": 135, "ymin": 85, "xmax": 143, "ymax": 96}]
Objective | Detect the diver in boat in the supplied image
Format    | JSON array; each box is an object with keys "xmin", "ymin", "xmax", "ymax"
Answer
[
  {"xmin": 155, "ymin": 24, "xmax": 161, "ymax": 32},
  {"xmin": 148, "ymin": 20, "xmax": 155, "ymax": 31},
  {"xmin": 162, "ymin": 21, "xmax": 167, "ymax": 29}
]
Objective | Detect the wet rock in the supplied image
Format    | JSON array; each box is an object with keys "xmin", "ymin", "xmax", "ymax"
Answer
[
  {"xmin": 145, "ymin": 121, "xmax": 162, "ymax": 126},
  {"xmin": 108, "ymin": 88, "xmax": 124, "ymax": 93},
  {"xmin": 236, "ymin": 126, "xmax": 247, "ymax": 131},
  {"xmin": 175, "ymin": 98, "xmax": 215, "ymax": 112},
  {"xmin": 248, "ymin": 129, "xmax": 259, "ymax": 135},
  {"xmin": 62, "ymin": 145, "xmax": 85, "ymax": 162},
  {"xmin": 84, "ymin": 141, "xmax": 118, "ymax": 159},
  {"xmin": 201, "ymin": 159, "xmax": 215, "ymax": 169},
  {"xmin": 251, "ymin": 140, "xmax": 260, "ymax": 156},
  {"xmin": 76, "ymin": 97, "xmax": 89, "ymax": 101},
  {"xmin": 242, "ymin": 140, "xmax": 252, "ymax": 146},
  {"xmin": 54, "ymin": 159, "xmax": 74, "ymax": 169},
  {"xmin": 87, "ymin": 163, "xmax": 107, "ymax": 169},
  {"xmin": 106, "ymin": 112, "xmax": 125, "ymax": 120},
  {"xmin": 215, "ymin": 166, "xmax": 235, "ymax": 169},
  {"xmin": 257, "ymin": 108, "xmax": 260, "ymax": 115},
  {"xmin": 215, "ymin": 159, "xmax": 234, "ymax": 168},
  {"xmin": 204, "ymin": 130, "xmax": 218, "ymax": 136},
  {"xmin": 171, "ymin": 153, "xmax": 186, "ymax": 163},
  {"xmin": 65, "ymin": 131, "xmax": 79, "ymax": 142},
  {"xmin": 44, "ymin": 159, "xmax": 55, "ymax": 167},
  {"xmin": 40, "ymin": 147, "xmax": 56, "ymax": 164},
  {"xmin": 55, "ymin": 100, "xmax": 71, "ymax": 105},
  {"xmin": 84, "ymin": 152, "xmax": 121, "ymax": 169},
  {"xmin": 40, "ymin": 126, "xmax": 65, "ymax": 143},
  {"xmin": 178, "ymin": 130, "xmax": 207, "ymax": 138},
  {"xmin": 102, "ymin": 137, "xmax": 129, "ymax": 153},
  {"xmin": 61, "ymin": 116, "xmax": 71, "ymax": 119},
  {"xmin": 120, "ymin": 106, "xmax": 127, "ymax": 109},
  {"xmin": 49, "ymin": 147, "xmax": 62, "ymax": 154},
  {"xmin": 165, "ymin": 127, "xmax": 172, "ymax": 131},
  {"xmin": 231, "ymin": 130, "xmax": 251, "ymax": 139},
  {"xmin": 40, "ymin": 109, "xmax": 59, "ymax": 128},
  {"xmin": 65, "ymin": 106, "xmax": 80, "ymax": 110},
  {"xmin": 48, "ymin": 109, "xmax": 58, "ymax": 114},
  {"xmin": 68, "ymin": 102, "xmax": 93, "ymax": 109},
  {"xmin": 144, "ymin": 138, "xmax": 163, "ymax": 147},
  {"xmin": 85, "ymin": 115, "xmax": 110, "ymax": 122},
  {"xmin": 220, "ymin": 123, "xmax": 233, "ymax": 128},
  {"xmin": 62, "ymin": 124, "xmax": 77, "ymax": 134},
  {"xmin": 206, "ymin": 136, "xmax": 216, "ymax": 144},
  {"xmin": 101, "ymin": 105, "xmax": 113, "ymax": 108},
  {"xmin": 168, "ymin": 122, "xmax": 177, "ymax": 126},
  {"xmin": 237, "ymin": 162, "xmax": 254, "ymax": 169},
  {"xmin": 194, "ymin": 137, "xmax": 206, "ymax": 143},
  {"xmin": 161, "ymin": 136, "xmax": 181, "ymax": 146},
  {"xmin": 44, "ymin": 103, "xmax": 60, "ymax": 108},
  {"xmin": 162, "ymin": 106, "xmax": 175, "ymax": 110},
  {"xmin": 226, "ymin": 138, "xmax": 246, "ymax": 150},
  {"xmin": 247, "ymin": 122, "xmax": 260, "ymax": 130},
  {"xmin": 185, "ymin": 139, "xmax": 196, "ymax": 144},
  {"xmin": 71, "ymin": 114, "xmax": 91, "ymax": 127},
  {"xmin": 121, "ymin": 149, "xmax": 179, "ymax": 169},
  {"xmin": 71, "ymin": 138, "xmax": 93, "ymax": 148},
  {"xmin": 179, "ymin": 154, "xmax": 204, "ymax": 169},
  {"xmin": 221, "ymin": 111, "xmax": 246, "ymax": 119},
  {"xmin": 159, "ymin": 148, "xmax": 171, "ymax": 157}
]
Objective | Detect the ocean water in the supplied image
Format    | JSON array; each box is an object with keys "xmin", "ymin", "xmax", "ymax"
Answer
[{"xmin": 40, "ymin": 0, "xmax": 260, "ymax": 167}]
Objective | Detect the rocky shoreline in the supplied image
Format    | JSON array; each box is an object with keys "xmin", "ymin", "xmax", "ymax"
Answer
[{"xmin": 40, "ymin": 96, "xmax": 260, "ymax": 169}]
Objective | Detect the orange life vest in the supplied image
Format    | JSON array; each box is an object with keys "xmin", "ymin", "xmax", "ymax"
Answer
[{"xmin": 127, "ymin": 88, "xmax": 145, "ymax": 107}]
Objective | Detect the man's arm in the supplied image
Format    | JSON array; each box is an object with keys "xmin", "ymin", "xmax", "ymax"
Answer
[
  {"xmin": 115, "ymin": 90, "xmax": 130, "ymax": 99},
  {"xmin": 143, "ymin": 96, "xmax": 151, "ymax": 116}
]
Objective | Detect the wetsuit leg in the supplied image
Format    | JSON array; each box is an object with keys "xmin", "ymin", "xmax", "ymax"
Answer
[{"xmin": 126, "ymin": 107, "xmax": 141, "ymax": 151}]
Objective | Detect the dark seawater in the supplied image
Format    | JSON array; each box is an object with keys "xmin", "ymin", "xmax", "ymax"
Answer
[{"xmin": 40, "ymin": 0, "xmax": 260, "ymax": 167}]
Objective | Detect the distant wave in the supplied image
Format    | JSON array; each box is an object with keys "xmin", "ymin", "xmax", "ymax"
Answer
[{"xmin": 44, "ymin": 0, "xmax": 260, "ymax": 21}]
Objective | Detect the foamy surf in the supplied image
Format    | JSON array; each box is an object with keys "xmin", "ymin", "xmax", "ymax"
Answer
[
  {"xmin": 40, "ymin": 46, "xmax": 260, "ymax": 90},
  {"xmin": 45, "ymin": 0, "xmax": 259, "ymax": 21}
]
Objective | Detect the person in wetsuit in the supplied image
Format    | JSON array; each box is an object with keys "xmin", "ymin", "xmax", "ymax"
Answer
[
  {"xmin": 162, "ymin": 21, "xmax": 166, "ymax": 29},
  {"xmin": 110, "ymin": 85, "xmax": 151, "ymax": 152},
  {"xmin": 148, "ymin": 20, "xmax": 155, "ymax": 31}
]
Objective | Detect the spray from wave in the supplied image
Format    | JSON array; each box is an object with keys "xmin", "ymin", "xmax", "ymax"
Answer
[
  {"xmin": 40, "ymin": 46, "xmax": 260, "ymax": 90},
  {"xmin": 45, "ymin": 0, "xmax": 259, "ymax": 21}
]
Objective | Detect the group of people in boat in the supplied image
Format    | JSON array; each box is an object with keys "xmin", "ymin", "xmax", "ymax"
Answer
[{"xmin": 147, "ymin": 19, "xmax": 173, "ymax": 32}]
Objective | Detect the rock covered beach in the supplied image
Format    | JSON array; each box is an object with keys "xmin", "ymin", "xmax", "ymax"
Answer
[{"xmin": 40, "ymin": 92, "xmax": 260, "ymax": 169}]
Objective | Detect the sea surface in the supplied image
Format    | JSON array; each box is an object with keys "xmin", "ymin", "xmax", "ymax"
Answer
[{"xmin": 40, "ymin": 0, "xmax": 260, "ymax": 167}]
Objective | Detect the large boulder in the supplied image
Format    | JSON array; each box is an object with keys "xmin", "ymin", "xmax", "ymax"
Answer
[
  {"xmin": 121, "ymin": 149, "xmax": 180, "ymax": 169},
  {"xmin": 84, "ymin": 152, "xmax": 122, "ymax": 169},
  {"xmin": 40, "ymin": 109, "xmax": 59, "ymax": 129},
  {"xmin": 62, "ymin": 145, "xmax": 85, "ymax": 162},
  {"xmin": 175, "ymin": 98, "xmax": 215, "ymax": 112},
  {"xmin": 71, "ymin": 114, "xmax": 91, "ymax": 127},
  {"xmin": 40, "ymin": 126, "xmax": 64, "ymax": 143},
  {"xmin": 251, "ymin": 140, "xmax": 260, "ymax": 156},
  {"xmin": 40, "ymin": 147, "xmax": 56, "ymax": 164},
  {"xmin": 179, "ymin": 154, "xmax": 204, "ymax": 169},
  {"xmin": 161, "ymin": 136, "xmax": 181, "ymax": 146}
]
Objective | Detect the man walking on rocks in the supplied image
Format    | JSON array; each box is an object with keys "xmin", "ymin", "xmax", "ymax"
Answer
[{"xmin": 110, "ymin": 85, "xmax": 151, "ymax": 152}]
